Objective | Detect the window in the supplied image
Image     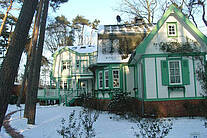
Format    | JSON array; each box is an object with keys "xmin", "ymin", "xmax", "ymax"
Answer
[
  {"xmin": 102, "ymin": 39, "xmax": 113, "ymax": 54},
  {"xmin": 64, "ymin": 81, "xmax": 67, "ymax": 89},
  {"xmin": 62, "ymin": 61, "xmax": 70, "ymax": 70},
  {"xmin": 81, "ymin": 60, "xmax": 88, "ymax": 73},
  {"xmin": 168, "ymin": 60, "xmax": 182, "ymax": 85},
  {"xmin": 161, "ymin": 59, "xmax": 190, "ymax": 86},
  {"xmin": 101, "ymin": 39, "xmax": 119, "ymax": 54},
  {"xmin": 113, "ymin": 70, "xmax": 120, "ymax": 88},
  {"xmin": 104, "ymin": 70, "xmax": 109, "ymax": 88},
  {"xmin": 99, "ymin": 71, "xmax": 103, "ymax": 89},
  {"xmin": 60, "ymin": 81, "xmax": 63, "ymax": 89},
  {"xmin": 68, "ymin": 80, "xmax": 72, "ymax": 89},
  {"xmin": 167, "ymin": 23, "xmax": 177, "ymax": 37},
  {"xmin": 76, "ymin": 60, "xmax": 79, "ymax": 68},
  {"xmin": 190, "ymin": 133, "xmax": 200, "ymax": 138}
]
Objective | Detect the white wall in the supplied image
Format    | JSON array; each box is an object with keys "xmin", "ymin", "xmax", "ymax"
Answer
[
  {"xmin": 126, "ymin": 66, "xmax": 135, "ymax": 96},
  {"xmin": 139, "ymin": 13, "xmax": 206, "ymax": 100},
  {"xmin": 137, "ymin": 61, "xmax": 144, "ymax": 99},
  {"xmin": 145, "ymin": 58, "xmax": 157, "ymax": 99},
  {"xmin": 194, "ymin": 58, "xmax": 205, "ymax": 96},
  {"xmin": 185, "ymin": 57, "xmax": 196, "ymax": 97},
  {"xmin": 142, "ymin": 56, "xmax": 204, "ymax": 99},
  {"xmin": 145, "ymin": 14, "xmax": 205, "ymax": 55},
  {"xmin": 156, "ymin": 57, "xmax": 168, "ymax": 98}
]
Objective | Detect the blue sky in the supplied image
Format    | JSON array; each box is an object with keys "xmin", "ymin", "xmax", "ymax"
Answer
[
  {"xmin": 53, "ymin": 0, "xmax": 121, "ymax": 25},
  {"xmin": 52, "ymin": 0, "xmax": 207, "ymax": 35}
]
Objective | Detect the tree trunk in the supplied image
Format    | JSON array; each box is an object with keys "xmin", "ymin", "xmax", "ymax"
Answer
[
  {"xmin": 23, "ymin": 6, "xmax": 40, "ymax": 118},
  {"xmin": 27, "ymin": 0, "xmax": 49, "ymax": 124},
  {"xmin": 0, "ymin": 0, "xmax": 13, "ymax": 36},
  {"xmin": 0, "ymin": 0, "xmax": 38, "ymax": 131},
  {"xmin": 89, "ymin": 29, "xmax": 93, "ymax": 45},
  {"xmin": 24, "ymin": 0, "xmax": 44, "ymax": 119},
  {"xmin": 16, "ymin": 56, "xmax": 29, "ymax": 107},
  {"xmin": 81, "ymin": 25, "xmax": 84, "ymax": 45}
]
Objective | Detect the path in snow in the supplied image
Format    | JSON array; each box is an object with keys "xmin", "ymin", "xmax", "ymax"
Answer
[{"xmin": 3, "ymin": 109, "xmax": 24, "ymax": 138}]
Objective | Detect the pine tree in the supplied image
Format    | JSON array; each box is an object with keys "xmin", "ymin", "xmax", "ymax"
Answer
[
  {"xmin": 24, "ymin": 0, "xmax": 69, "ymax": 124},
  {"xmin": 45, "ymin": 15, "xmax": 74, "ymax": 53},
  {"xmin": 0, "ymin": 0, "xmax": 38, "ymax": 131},
  {"xmin": 72, "ymin": 15, "xmax": 90, "ymax": 45},
  {"xmin": 0, "ymin": 0, "xmax": 14, "ymax": 36}
]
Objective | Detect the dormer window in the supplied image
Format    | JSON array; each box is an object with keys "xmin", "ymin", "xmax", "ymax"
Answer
[
  {"xmin": 167, "ymin": 22, "xmax": 177, "ymax": 37},
  {"xmin": 101, "ymin": 39, "xmax": 119, "ymax": 54}
]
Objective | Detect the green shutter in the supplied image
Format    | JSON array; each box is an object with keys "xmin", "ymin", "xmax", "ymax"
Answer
[
  {"xmin": 161, "ymin": 60, "xmax": 169, "ymax": 85},
  {"xmin": 182, "ymin": 59, "xmax": 190, "ymax": 85}
]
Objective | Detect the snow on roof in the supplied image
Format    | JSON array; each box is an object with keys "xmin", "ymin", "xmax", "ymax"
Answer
[
  {"xmin": 54, "ymin": 45, "xmax": 97, "ymax": 54},
  {"xmin": 98, "ymin": 23, "xmax": 154, "ymax": 34},
  {"xmin": 68, "ymin": 45, "xmax": 97, "ymax": 53}
]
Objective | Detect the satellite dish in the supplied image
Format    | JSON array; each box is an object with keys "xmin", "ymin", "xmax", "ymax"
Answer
[{"xmin": 116, "ymin": 15, "xmax": 121, "ymax": 23}]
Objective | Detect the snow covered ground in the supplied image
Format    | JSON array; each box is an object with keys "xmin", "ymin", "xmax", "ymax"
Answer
[{"xmin": 1, "ymin": 104, "xmax": 207, "ymax": 138}]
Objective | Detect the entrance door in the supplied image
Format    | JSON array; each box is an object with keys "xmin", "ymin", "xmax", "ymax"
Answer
[{"xmin": 79, "ymin": 80, "xmax": 87, "ymax": 90}]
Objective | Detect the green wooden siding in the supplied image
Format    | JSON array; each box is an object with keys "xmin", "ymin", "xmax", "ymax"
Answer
[
  {"xmin": 161, "ymin": 60, "xmax": 169, "ymax": 85},
  {"xmin": 182, "ymin": 59, "xmax": 190, "ymax": 85},
  {"xmin": 96, "ymin": 64, "xmax": 124, "ymax": 91},
  {"xmin": 161, "ymin": 59, "xmax": 190, "ymax": 86}
]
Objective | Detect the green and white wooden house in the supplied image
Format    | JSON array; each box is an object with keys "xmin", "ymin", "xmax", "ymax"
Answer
[
  {"xmin": 129, "ymin": 4, "xmax": 207, "ymax": 106},
  {"xmin": 38, "ymin": 45, "xmax": 97, "ymax": 105},
  {"xmin": 90, "ymin": 23, "xmax": 153, "ymax": 99},
  {"xmin": 38, "ymin": 5, "xmax": 207, "ymax": 112}
]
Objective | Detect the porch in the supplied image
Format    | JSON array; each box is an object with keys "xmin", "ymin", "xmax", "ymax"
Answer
[{"xmin": 37, "ymin": 88, "xmax": 92, "ymax": 106}]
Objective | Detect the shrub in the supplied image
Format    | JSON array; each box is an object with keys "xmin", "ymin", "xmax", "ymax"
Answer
[
  {"xmin": 57, "ymin": 110, "xmax": 81, "ymax": 138},
  {"xmin": 132, "ymin": 118, "xmax": 173, "ymax": 138},
  {"xmin": 108, "ymin": 92, "xmax": 139, "ymax": 116},
  {"xmin": 57, "ymin": 108, "xmax": 99, "ymax": 138},
  {"xmin": 80, "ymin": 108, "xmax": 99, "ymax": 138}
]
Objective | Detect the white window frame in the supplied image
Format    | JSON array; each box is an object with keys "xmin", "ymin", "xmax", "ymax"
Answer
[
  {"xmin": 64, "ymin": 81, "xmax": 67, "ymax": 90},
  {"xmin": 62, "ymin": 61, "xmax": 70, "ymax": 70},
  {"xmin": 60, "ymin": 81, "xmax": 63, "ymax": 89},
  {"xmin": 112, "ymin": 69, "xmax": 120, "ymax": 88},
  {"xmin": 167, "ymin": 23, "xmax": 177, "ymax": 37},
  {"xmin": 168, "ymin": 60, "xmax": 182, "ymax": 85},
  {"xmin": 104, "ymin": 70, "xmax": 109, "ymax": 89},
  {"xmin": 76, "ymin": 60, "xmax": 80, "ymax": 68},
  {"xmin": 99, "ymin": 71, "xmax": 103, "ymax": 89}
]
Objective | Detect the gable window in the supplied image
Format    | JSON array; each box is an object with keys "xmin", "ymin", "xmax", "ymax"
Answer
[
  {"xmin": 104, "ymin": 70, "xmax": 109, "ymax": 88},
  {"xmin": 62, "ymin": 61, "xmax": 70, "ymax": 70},
  {"xmin": 113, "ymin": 69, "xmax": 120, "ymax": 88},
  {"xmin": 167, "ymin": 22, "xmax": 177, "ymax": 37},
  {"xmin": 99, "ymin": 71, "xmax": 103, "ymax": 89},
  {"xmin": 168, "ymin": 60, "xmax": 182, "ymax": 85}
]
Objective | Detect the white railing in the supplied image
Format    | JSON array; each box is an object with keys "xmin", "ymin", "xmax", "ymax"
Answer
[{"xmin": 38, "ymin": 88, "xmax": 59, "ymax": 98}]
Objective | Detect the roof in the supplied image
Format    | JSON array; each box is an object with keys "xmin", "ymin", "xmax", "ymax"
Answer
[
  {"xmin": 129, "ymin": 4, "xmax": 207, "ymax": 63},
  {"xmin": 52, "ymin": 45, "xmax": 97, "ymax": 57},
  {"xmin": 97, "ymin": 23, "xmax": 154, "ymax": 64},
  {"xmin": 68, "ymin": 45, "xmax": 97, "ymax": 53},
  {"xmin": 98, "ymin": 23, "xmax": 154, "ymax": 35}
]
